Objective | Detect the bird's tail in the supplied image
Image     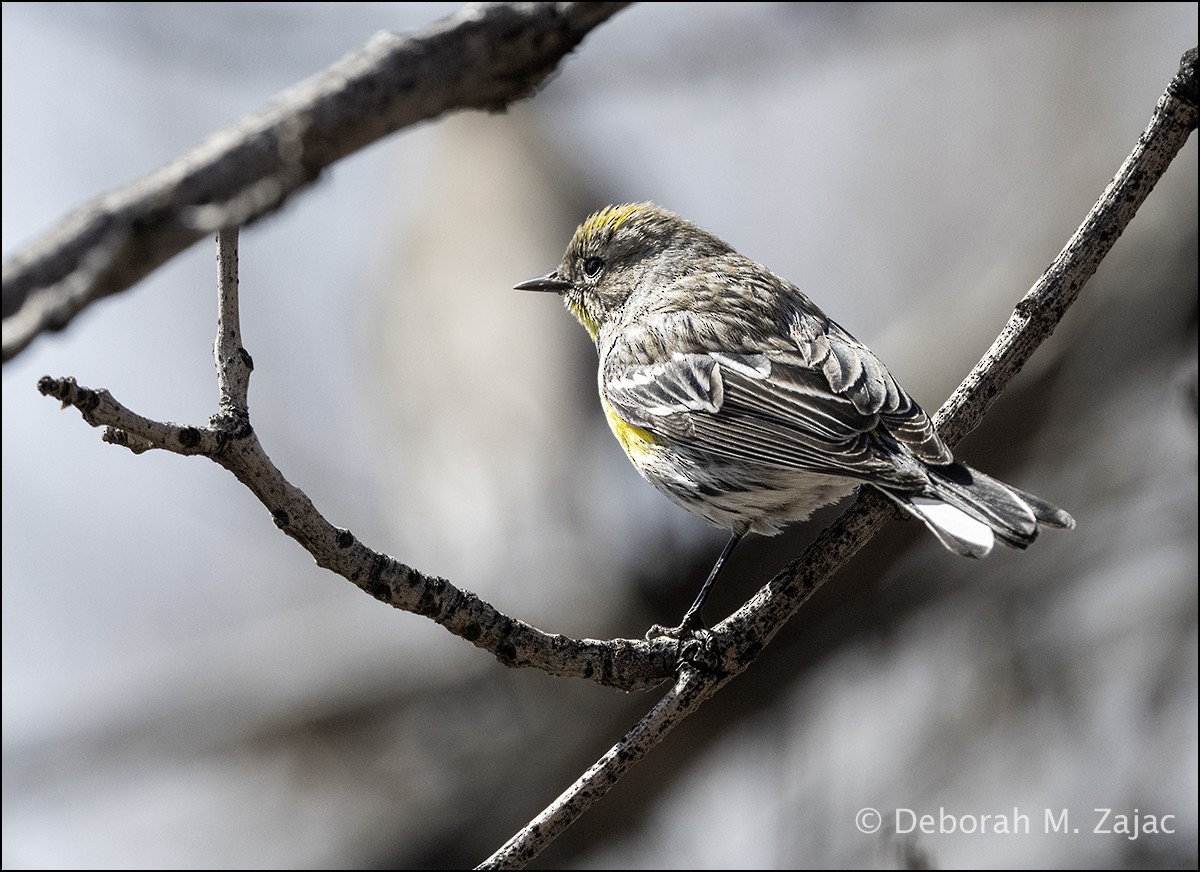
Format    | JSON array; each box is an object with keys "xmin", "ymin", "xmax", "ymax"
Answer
[{"xmin": 879, "ymin": 463, "xmax": 1075, "ymax": 559}]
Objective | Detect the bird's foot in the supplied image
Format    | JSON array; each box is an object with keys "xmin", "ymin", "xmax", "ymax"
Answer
[{"xmin": 645, "ymin": 612, "xmax": 706, "ymax": 641}]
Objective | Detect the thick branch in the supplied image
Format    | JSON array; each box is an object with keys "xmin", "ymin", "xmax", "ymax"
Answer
[
  {"xmin": 477, "ymin": 46, "xmax": 1198, "ymax": 869},
  {"xmin": 719, "ymin": 45, "xmax": 1198, "ymax": 661},
  {"xmin": 2, "ymin": 1, "xmax": 632, "ymax": 362}
]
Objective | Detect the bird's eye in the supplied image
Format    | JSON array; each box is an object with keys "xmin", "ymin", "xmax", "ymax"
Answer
[{"xmin": 582, "ymin": 256, "xmax": 605, "ymax": 278}]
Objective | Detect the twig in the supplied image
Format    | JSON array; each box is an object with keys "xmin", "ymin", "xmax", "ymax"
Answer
[
  {"xmin": 2, "ymin": 1, "xmax": 632, "ymax": 362},
  {"xmin": 214, "ymin": 230, "xmax": 252, "ymax": 418}
]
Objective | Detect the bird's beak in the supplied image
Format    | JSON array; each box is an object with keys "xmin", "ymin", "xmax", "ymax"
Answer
[{"xmin": 514, "ymin": 273, "xmax": 571, "ymax": 293}]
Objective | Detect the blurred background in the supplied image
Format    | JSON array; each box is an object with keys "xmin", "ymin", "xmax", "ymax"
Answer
[{"xmin": 3, "ymin": 2, "xmax": 1196, "ymax": 868}]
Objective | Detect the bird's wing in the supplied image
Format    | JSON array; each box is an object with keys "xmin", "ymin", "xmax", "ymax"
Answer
[
  {"xmin": 795, "ymin": 316, "xmax": 952, "ymax": 464},
  {"xmin": 601, "ymin": 311, "xmax": 950, "ymax": 484}
]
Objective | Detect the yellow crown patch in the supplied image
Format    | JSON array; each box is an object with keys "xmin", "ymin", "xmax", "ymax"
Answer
[{"xmin": 578, "ymin": 203, "xmax": 650, "ymax": 240}]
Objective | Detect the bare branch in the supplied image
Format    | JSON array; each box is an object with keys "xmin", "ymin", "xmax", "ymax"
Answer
[
  {"xmin": 38, "ymin": 227, "xmax": 676, "ymax": 693},
  {"xmin": 39, "ymin": 366, "xmax": 679, "ymax": 689},
  {"xmin": 477, "ymin": 47, "xmax": 1198, "ymax": 869},
  {"xmin": 721, "ymin": 46, "xmax": 1198, "ymax": 659},
  {"xmin": 481, "ymin": 666, "xmax": 712, "ymax": 869},
  {"xmin": 2, "ymin": 1, "xmax": 632, "ymax": 363}
]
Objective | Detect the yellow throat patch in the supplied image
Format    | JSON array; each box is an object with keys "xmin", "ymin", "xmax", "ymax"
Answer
[{"xmin": 566, "ymin": 297, "xmax": 601, "ymax": 340}]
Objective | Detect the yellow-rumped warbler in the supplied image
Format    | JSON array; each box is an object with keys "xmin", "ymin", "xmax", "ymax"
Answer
[{"xmin": 516, "ymin": 203, "xmax": 1074, "ymax": 636}]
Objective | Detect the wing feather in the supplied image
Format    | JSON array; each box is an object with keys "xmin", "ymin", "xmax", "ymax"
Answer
[
  {"xmin": 598, "ymin": 279, "xmax": 951, "ymax": 480},
  {"xmin": 604, "ymin": 348, "xmax": 925, "ymax": 486}
]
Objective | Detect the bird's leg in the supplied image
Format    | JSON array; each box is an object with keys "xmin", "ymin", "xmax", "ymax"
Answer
[{"xmin": 647, "ymin": 532, "xmax": 744, "ymax": 640}]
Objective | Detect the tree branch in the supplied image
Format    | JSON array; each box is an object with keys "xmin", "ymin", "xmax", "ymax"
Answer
[
  {"xmin": 477, "ymin": 46, "xmax": 1198, "ymax": 869},
  {"xmin": 483, "ymin": 666, "xmax": 713, "ymax": 868},
  {"xmin": 38, "ymin": 228, "xmax": 678, "ymax": 694},
  {"xmin": 2, "ymin": 1, "xmax": 632, "ymax": 363}
]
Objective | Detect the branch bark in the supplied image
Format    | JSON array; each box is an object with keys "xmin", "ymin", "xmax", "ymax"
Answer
[
  {"xmin": 2, "ymin": 1, "xmax": 632, "ymax": 362},
  {"xmin": 37, "ymin": 361, "xmax": 679, "ymax": 692}
]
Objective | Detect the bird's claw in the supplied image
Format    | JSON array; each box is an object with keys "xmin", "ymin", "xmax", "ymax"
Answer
[{"xmin": 645, "ymin": 614, "xmax": 706, "ymax": 641}]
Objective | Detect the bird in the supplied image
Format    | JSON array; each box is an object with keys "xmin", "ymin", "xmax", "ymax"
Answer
[{"xmin": 515, "ymin": 203, "xmax": 1074, "ymax": 637}]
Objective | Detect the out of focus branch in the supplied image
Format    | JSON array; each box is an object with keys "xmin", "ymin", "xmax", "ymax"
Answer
[{"xmin": 2, "ymin": 1, "xmax": 631, "ymax": 362}]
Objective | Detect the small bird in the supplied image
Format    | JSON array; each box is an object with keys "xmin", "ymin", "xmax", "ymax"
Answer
[{"xmin": 516, "ymin": 203, "xmax": 1074, "ymax": 637}]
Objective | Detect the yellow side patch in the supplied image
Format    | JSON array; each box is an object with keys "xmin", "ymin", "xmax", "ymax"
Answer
[{"xmin": 602, "ymin": 397, "xmax": 658, "ymax": 465}]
